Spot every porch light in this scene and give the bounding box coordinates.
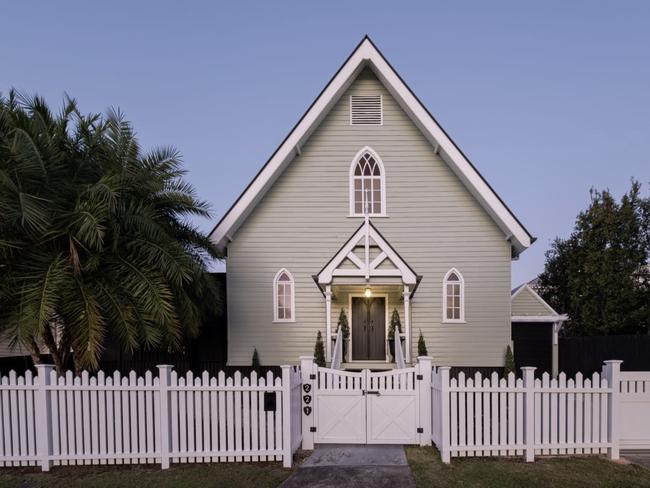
[364,287,372,298]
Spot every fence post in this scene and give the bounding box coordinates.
[417,356,433,446]
[300,356,316,450]
[157,365,173,469]
[603,360,622,461]
[522,366,536,462]
[35,364,54,472]
[281,365,293,468]
[438,366,451,463]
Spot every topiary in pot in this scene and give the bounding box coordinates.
[388,308,403,361]
[417,330,428,357]
[504,344,516,377]
[337,308,350,362]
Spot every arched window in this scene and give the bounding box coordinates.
[273,269,295,322]
[443,268,465,322]
[349,147,386,216]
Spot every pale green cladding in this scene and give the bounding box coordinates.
[226,68,512,367]
[512,287,556,316]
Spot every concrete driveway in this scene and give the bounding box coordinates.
[280,444,416,488]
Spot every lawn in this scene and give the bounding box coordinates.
[406,446,650,488]
[0,460,294,488]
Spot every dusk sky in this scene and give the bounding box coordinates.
[2,1,648,286]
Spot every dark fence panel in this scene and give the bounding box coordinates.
[512,322,553,377]
[559,334,650,376]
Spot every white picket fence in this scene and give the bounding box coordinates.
[0,365,302,471]
[431,360,624,463]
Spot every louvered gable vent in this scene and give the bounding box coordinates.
[350,95,382,125]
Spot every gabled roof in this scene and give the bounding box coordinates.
[210,36,534,255]
[511,283,559,317]
[315,218,419,286]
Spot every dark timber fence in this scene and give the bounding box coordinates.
[559,334,650,376]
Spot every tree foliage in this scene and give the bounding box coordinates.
[539,181,650,336]
[337,308,349,340]
[388,308,402,340]
[0,91,222,373]
[251,348,261,373]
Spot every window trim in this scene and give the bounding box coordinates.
[273,268,296,323]
[442,268,466,323]
[348,146,387,217]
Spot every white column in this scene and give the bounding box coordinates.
[325,285,332,362]
[417,356,433,446]
[522,366,536,462]
[603,360,622,460]
[300,356,316,450]
[157,364,173,469]
[552,322,560,378]
[35,364,54,472]
[403,285,411,363]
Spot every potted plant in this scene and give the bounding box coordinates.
[336,309,350,362]
[388,308,404,361]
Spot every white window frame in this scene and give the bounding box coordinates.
[348,146,387,217]
[273,268,295,323]
[442,268,465,323]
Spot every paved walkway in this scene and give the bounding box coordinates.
[281,445,416,488]
[622,450,650,471]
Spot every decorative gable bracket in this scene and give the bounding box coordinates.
[316,217,418,286]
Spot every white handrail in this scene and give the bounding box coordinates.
[395,333,406,369]
[331,328,343,370]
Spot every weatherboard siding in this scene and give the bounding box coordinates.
[226,68,512,366]
[512,287,555,316]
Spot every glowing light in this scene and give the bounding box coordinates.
[364,287,372,298]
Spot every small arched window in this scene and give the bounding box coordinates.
[443,269,465,322]
[274,269,295,322]
[349,147,386,216]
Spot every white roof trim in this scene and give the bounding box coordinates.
[511,284,559,315]
[210,37,533,254]
[317,218,417,286]
[512,314,569,323]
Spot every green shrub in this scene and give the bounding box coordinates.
[388,308,402,340]
[337,309,349,340]
[314,331,326,367]
[417,330,428,357]
[251,348,261,372]
[504,344,516,376]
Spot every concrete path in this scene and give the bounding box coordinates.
[280,445,415,488]
[622,450,650,471]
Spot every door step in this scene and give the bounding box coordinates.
[341,362,405,371]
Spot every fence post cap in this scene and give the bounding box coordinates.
[520,366,537,371]
[156,364,174,370]
[299,356,315,361]
[417,356,433,362]
[603,360,623,365]
[35,364,55,370]
[437,366,451,371]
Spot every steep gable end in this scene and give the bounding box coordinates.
[210,36,534,255]
[511,284,558,316]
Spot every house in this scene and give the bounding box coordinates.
[210,37,536,369]
[511,282,568,377]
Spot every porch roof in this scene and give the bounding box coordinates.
[314,218,421,292]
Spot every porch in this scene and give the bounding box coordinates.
[314,218,420,370]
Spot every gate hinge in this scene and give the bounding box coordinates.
[417,427,423,434]
[310,426,317,433]
[416,374,423,380]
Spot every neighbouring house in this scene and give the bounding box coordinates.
[510,282,568,377]
[210,37,537,370]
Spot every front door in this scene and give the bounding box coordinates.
[351,297,386,361]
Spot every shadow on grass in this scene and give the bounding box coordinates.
[405,446,650,488]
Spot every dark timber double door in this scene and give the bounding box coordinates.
[351,297,386,361]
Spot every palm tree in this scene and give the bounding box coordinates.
[0,91,222,374]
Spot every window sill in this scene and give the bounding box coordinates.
[273,319,296,324]
[348,214,388,218]
[442,320,466,324]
